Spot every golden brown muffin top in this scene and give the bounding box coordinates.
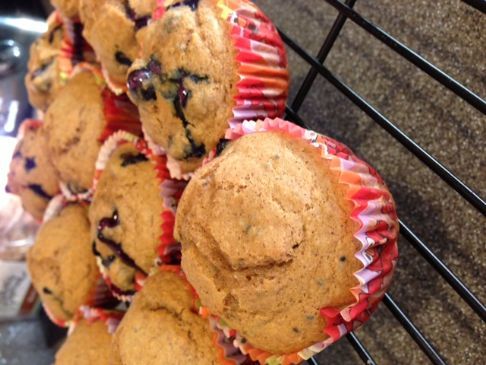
[44,70,105,193]
[112,270,220,365]
[176,132,361,354]
[127,0,238,174]
[7,123,59,221]
[89,144,163,293]
[27,204,99,322]
[55,319,112,365]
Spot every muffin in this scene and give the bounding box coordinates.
[7,120,59,221]
[27,202,108,326]
[51,0,80,19]
[25,13,65,111]
[79,0,157,93]
[112,268,254,364]
[90,132,185,299]
[127,0,289,178]
[55,319,112,364]
[44,67,142,199]
[175,119,399,363]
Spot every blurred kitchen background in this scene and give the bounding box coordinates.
[0,0,484,364]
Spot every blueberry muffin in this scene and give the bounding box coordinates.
[79,0,156,92]
[44,70,105,194]
[111,269,220,364]
[176,127,399,359]
[55,319,112,365]
[27,204,100,324]
[25,15,64,111]
[51,0,80,19]
[128,0,289,176]
[89,143,164,296]
[7,121,59,221]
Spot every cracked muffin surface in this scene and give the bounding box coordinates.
[7,123,59,221]
[44,70,105,194]
[89,144,163,294]
[111,270,220,365]
[176,132,361,354]
[127,0,238,174]
[55,319,112,365]
[27,204,99,323]
[79,0,156,90]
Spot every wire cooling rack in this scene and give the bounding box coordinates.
[270,0,486,364]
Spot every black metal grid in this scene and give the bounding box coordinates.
[274,0,485,364]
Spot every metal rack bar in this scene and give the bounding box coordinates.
[461,0,486,13]
[278,29,486,215]
[383,294,448,365]
[346,333,378,365]
[399,220,486,321]
[323,0,486,114]
[289,0,357,113]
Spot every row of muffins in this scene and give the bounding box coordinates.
[8,0,400,364]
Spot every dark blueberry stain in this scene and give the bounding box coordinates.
[92,242,116,268]
[24,157,36,171]
[127,68,156,101]
[148,58,162,76]
[115,51,132,66]
[120,152,148,167]
[43,287,53,295]
[48,24,63,44]
[292,327,300,333]
[216,139,230,156]
[31,61,52,79]
[216,138,231,156]
[340,256,346,262]
[97,210,147,275]
[5,185,11,193]
[167,0,200,11]
[168,69,207,159]
[71,22,85,65]
[124,4,150,30]
[27,184,52,200]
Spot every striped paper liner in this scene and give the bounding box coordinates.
[197,118,399,364]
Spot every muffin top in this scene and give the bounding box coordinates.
[55,319,112,365]
[127,0,238,174]
[89,144,163,294]
[111,270,220,365]
[51,0,80,19]
[7,122,59,221]
[79,0,156,89]
[176,132,361,354]
[25,17,64,111]
[27,204,99,322]
[44,70,105,194]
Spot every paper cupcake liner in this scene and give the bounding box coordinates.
[92,131,186,301]
[149,0,288,179]
[40,195,118,327]
[58,15,95,83]
[58,64,143,202]
[68,306,125,336]
[198,118,399,364]
[154,266,256,365]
